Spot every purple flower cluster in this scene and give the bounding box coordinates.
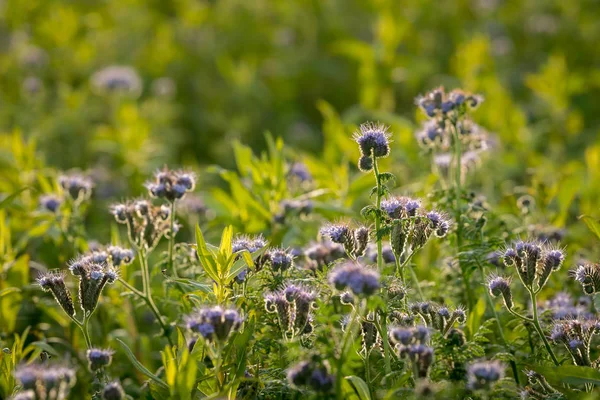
[86,348,114,371]
[146,169,196,202]
[389,325,434,378]
[320,223,369,259]
[328,262,380,297]
[265,284,317,336]
[58,172,93,204]
[14,363,76,399]
[68,256,118,313]
[287,359,334,393]
[186,306,243,343]
[466,360,505,391]
[570,262,600,295]
[502,241,565,290]
[353,122,391,172]
[550,319,600,366]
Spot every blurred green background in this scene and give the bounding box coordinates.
[1,0,600,244]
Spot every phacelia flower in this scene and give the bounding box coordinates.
[570,262,600,295]
[501,241,565,291]
[68,256,118,313]
[102,381,125,400]
[14,363,76,400]
[267,248,294,272]
[38,271,75,317]
[329,262,380,297]
[288,162,312,183]
[487,275,514,310]
[58,173,93,203]
[186,306,243,343]
[39,194,62,213]
[91,65,142,98]
[86,348,114,371]
[145,168,196,202]
[287,359,334,393]
[466,360,505,391]
[353,122,391,159]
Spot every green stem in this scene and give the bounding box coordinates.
[477,265,520,384]
[407,264,424,301]
[214,343,223,393]
[139,247,174,346]
[372,156,383,273]
[335,303,362,398]
[371,156,393,379]
[70,316,92,349]
[168,201,178,278]
[450,117,474,311]
[529,290,559,366]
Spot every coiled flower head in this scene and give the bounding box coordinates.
[86,348,114,371]
[320,223,370,258]
[146,168,196,202]
[58,173,93,204]
[570,262,600,295]
[501,240,565,291]
[185,306,243,343]
[353,122,391,159]
[38,271,75,317]
[68,255,118,313]
[486,274,514,310]
[466,360,505,391]
[328,262,380,297]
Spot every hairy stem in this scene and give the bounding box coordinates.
[168,200,178,278]
[529,290,559,366]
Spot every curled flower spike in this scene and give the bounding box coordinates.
[68,256,117,314]
[501,240,565,292]
[570,262,600,295]
[550,319,600,366]
[320,223,370,259]
[408,302,466,335]
[487,274,514,310]
[304,240,346,271]
[58,173,93,204]
[106,246,135,267]
[265,284,317,336]
[353,122,391,159]
[109,200,176,250]
[38,271,75,317]
[328,262,380,297]
[145,168,196,202]
[86,348,114,371]
[466,360,505,391]
[389,326,434,378]
[185,306,243,343]
[287,359,334,393]
[416,87,484,119]
[265,247,294,272]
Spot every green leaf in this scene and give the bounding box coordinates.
[532,364,600,386]
[168,278,211,293]
[0,288,21,298]
[345,375,372,400]
[115,338,169,390]
[29,341,60,358]
[195,224,219,283]
[467,297,486,339]
[0,187,30,209]
[579,215,600,241]
[219,225,233,257]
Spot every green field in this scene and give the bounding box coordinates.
[2,1,600,399]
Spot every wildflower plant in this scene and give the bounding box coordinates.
[488,240,566,365]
